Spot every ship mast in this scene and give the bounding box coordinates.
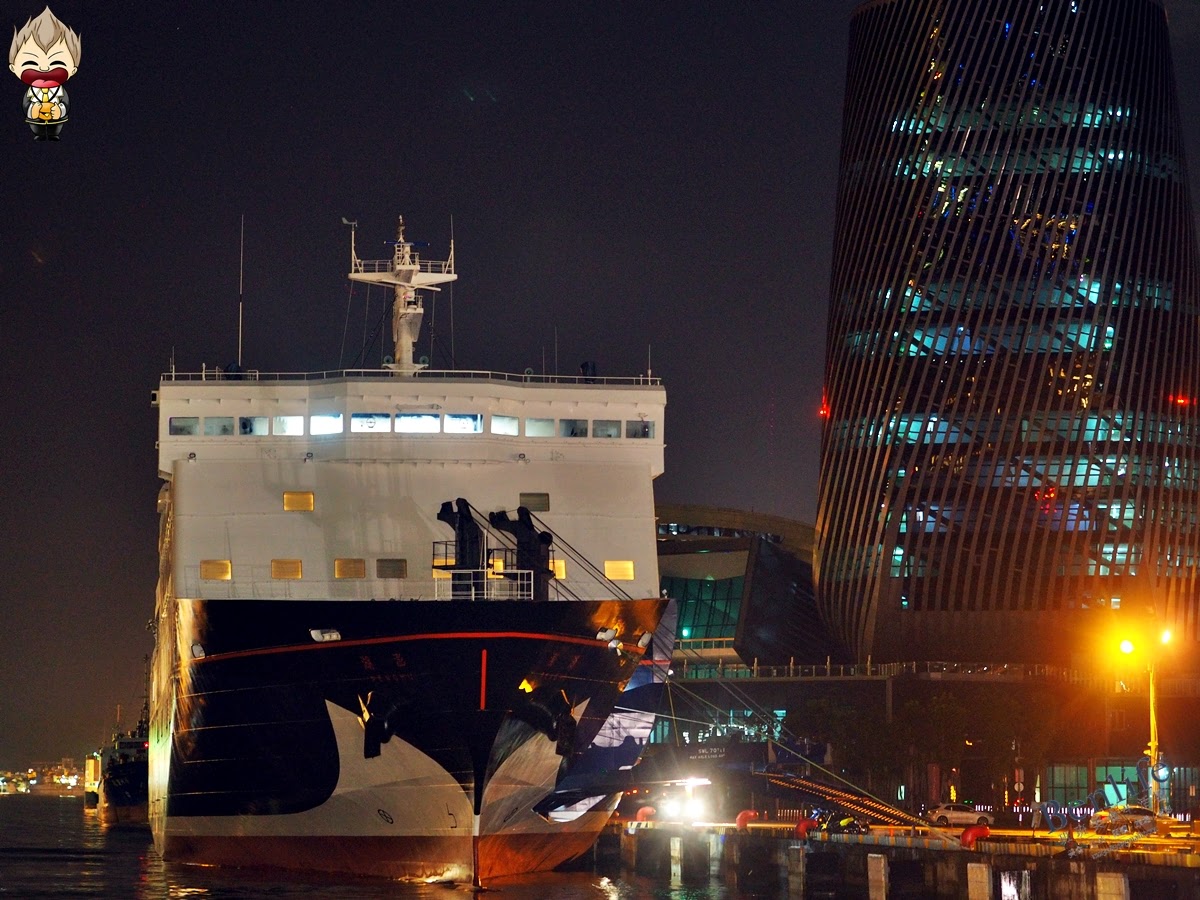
[347,216,457,373]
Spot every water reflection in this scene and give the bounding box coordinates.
[3,797,784,899]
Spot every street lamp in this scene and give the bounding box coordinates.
[1119,628,1171,814]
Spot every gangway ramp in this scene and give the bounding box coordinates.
[763,771,912,827]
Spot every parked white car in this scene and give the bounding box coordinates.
[925,803,994,826]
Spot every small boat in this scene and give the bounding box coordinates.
[97,704,149,827]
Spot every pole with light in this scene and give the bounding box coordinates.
[1119,627,1171,814]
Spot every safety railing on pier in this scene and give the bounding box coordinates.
[667,657,1185,693]
[670,657,903,680]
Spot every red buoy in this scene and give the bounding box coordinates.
[736,809,760,831]
[960,824,990,849]
[794,817,820,839]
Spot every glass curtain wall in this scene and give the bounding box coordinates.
[817,0,1200,662]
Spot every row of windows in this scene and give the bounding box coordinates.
[894,579,1197,611]
[891,102,1136,136]
[201,557,407,580]
[873,277,1174,314]
[896,498,1199,533]
[253,491,553,514]
[657,522,782,542]
[893,148,1181,180]
[197,556,637,581]
[846,322,1116,357]
[169,413,657,439]
[835,416,1196,450]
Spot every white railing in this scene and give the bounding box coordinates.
[433,569,534,601]
[180,568,537,602]
[163,367,662,387]
[354,257,453,275]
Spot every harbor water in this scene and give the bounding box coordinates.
[0,795,788,898]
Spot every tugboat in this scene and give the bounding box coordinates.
[97,703,149,826]
[149,218,671,884]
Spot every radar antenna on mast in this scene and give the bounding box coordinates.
[346,216,456,374]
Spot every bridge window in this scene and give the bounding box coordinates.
[351,413,391,432]
[593,419,621,438]
[273,415,305,436]
[526,418,555,437]
[204,417,235,436]
[396,413,440,433]
[169,417,199,436]
[491,415,519,435]
[626,420,655,438]
[310,413,344,435]
[445,413,483,433]
[560,419,588,438]
[239,416,268,435]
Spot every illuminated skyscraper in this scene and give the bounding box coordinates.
[817,0,1200,663]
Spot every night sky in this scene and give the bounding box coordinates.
[1,1,1199,770]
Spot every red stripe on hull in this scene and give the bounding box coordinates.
[164,834,473,882]
[190,628,630,667]
[476,829,601,881]
[163,828,603,883]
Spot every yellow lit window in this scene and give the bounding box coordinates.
[604,560,635,581]
[283,491,315,511]
[200,559,232,581]
[551,559,567,580]
[334,558,366,579]
[271,559,303,579]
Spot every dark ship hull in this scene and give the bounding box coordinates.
[98,760,148,827]
[152,594,667,881]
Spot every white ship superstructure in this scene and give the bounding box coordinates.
[155,371,664,604]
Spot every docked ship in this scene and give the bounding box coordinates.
[96,704,149,826]
[148,218,671,883]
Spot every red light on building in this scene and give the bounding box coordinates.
[819,395,830,418]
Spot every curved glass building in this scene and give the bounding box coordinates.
[817,0,1200,663]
